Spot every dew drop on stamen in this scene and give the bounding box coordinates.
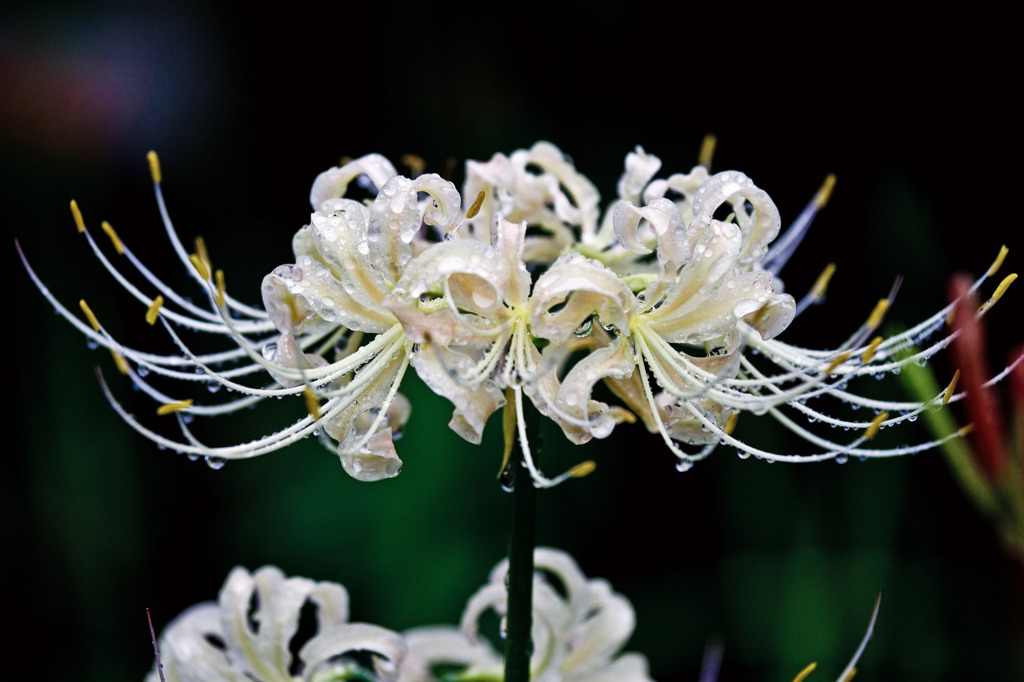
[835,454,849,464]
[204,456,226,470]
[499,459,516,492]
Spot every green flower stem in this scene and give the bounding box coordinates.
[504,399,539,682]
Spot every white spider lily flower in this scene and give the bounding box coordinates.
[384,214,628,486]
[383,211,579,486]
[398,548,653,682]
[258,161,461,481]
[461,142,709,274]
[520,168,792,453]
[147,565,405,682]
[382,212,531,445]
[512,148,1017,471]
[605,166,1015,469]
[525,251,637,444]
[18,152,463,482]
[463,142,602,264]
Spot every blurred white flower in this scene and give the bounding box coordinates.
[147,565,404,682]
[146,554,652,682]
[399,548,653,682]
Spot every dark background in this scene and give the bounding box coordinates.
[4,3,1023,680]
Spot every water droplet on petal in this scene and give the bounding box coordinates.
[205,456,227,470]
[499,459,516,492]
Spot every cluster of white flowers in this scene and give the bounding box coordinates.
[23,141,1005,681]
[19,142,1014,484]
[146,551,653,682]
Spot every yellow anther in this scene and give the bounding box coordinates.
[147,150,162,184]
[194,235,211,271]
[698,133,717,170]
[958,423,975,438]
[466,190,486,220]
[401,153,425,177]
[838,668,857,682]
[864,412,888,440]
[825,350,853,376]
[101,220,124,255]
[569,460,597,478]
[112,352,129,375]
[792,662,817,682]
[866,298,890,330]
[189,254,211,281]
[724,411,739,436]
[986,244,1009,277]
[70,199,86,233]
[814,173,837,209]
[157,399,193,416]
[943,369,961,405]
[810,262,837,301]
[145,295,165,325]
[976,272,1017,317]
[500,387,517,478]
[609,406,637,424]
[215,269,227,308]
[860,336,883,364]
[79,300,130,373]
[79,299,102,331]
[303,387,322,421]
